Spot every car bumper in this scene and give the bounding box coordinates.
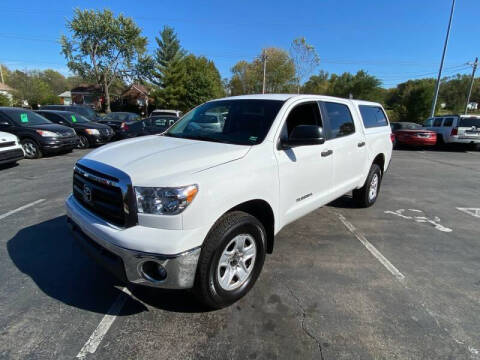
[397,137,436,146]
[41,136,78,152]
[86,134,113,145]
[447,137,480,144]
[65,194,201,289]
[0,148,24,164]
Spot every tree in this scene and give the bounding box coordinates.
[0,93,10,106]
[39,69,69,96]
[180,55,225,111]
[229,48,296,95]
[386,79,435,123]
[61,9,147,112]
[289,37,320,93]
[302,71,330,94]
[438,74,479,113]
[151,26,187,109]
[328,70,382,101]
[6,69,58,107]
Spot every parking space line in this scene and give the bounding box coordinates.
[335,212,405,282]
[456,207,480,219]
[76,287,131,359]
[0,199,46,221]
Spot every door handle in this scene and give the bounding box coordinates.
[357,141,366,147]
[321,149,333,157]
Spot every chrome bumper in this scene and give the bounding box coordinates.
[67,218,201,289]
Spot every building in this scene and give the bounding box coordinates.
[58,91,72,105]
[467,102,478,111]
[71,84,103,110]
[118,84,153,115]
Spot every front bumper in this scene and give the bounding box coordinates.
[65,195,201,289]
[41,136,78,152]
[0,148,24,164]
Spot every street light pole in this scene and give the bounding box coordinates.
[262,50,267,94]
[430,0,456,118]
[465,57,478,115]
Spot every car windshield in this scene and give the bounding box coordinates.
[165,100,284,145]
[459,117,480,128]
[6,109,52,126]
[67,113,90,124]
[104,113,139,121]
[400,123,422,130]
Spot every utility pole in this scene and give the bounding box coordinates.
[465,57,478,115]
[0,64,4,84]
[262,50,267,94]
[430,0,456,118]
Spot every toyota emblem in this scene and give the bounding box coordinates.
[83,184,92,203]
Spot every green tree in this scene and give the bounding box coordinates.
[61,9,148,112]
[386,79,435,123]
[151,26,187,109]
[229,48,296,95]
[302,70,330,94]
[39,69,69,96]
[438,74,477,113]
[6,70,58,107]
[289,37,320,93]
[0,93,10,106]
[180,55,225,111]
[327,70,382,101]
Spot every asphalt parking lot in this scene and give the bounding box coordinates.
[1,148,480,360]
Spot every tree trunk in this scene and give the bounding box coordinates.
[103,77,111,113]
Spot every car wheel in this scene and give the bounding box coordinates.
[78,135,90,149]
[194,211,266,309]
[21,139,42,159]
[353,164,382,208]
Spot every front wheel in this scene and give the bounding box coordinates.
[353,164,382,208]
[21,139,42,159]
[77,135,90,149]
[194,211,266,309]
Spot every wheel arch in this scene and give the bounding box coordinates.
[226,199,275,254]
[372,153,385,174]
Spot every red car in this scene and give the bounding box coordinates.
[390,122,437,148]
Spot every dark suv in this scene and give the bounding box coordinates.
[36,110,113,148]
[0,107,77,158]
[41,105,100,122]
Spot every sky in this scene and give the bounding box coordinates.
[0,0,479,88]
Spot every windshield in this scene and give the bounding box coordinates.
[6,109,52,126]
[75,107,97,119]
[400,123,422,130]
[67,113,90,124]
[165,99,284,145]
[104,112,140,121]
[459,117,480,128]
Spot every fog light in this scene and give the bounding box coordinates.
[141,261,167,282]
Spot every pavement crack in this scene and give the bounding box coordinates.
[283,281,325,360]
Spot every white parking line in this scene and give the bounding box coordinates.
[76,287,131,359]
[335,212,405,282]
[457,207,480,219]
[0,199,46,221]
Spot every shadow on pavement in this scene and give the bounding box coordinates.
[327,195,357,209]
[7,215,211,314]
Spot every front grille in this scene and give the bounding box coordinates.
[0,148,23,161]
[73,165,126,226]
[100,128,112,137]
[0,141,15,148]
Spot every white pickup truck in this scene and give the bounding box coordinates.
[66,94,392,308]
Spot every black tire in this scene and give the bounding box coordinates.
[353,164,382,208]
[77,135,90,149]
[21,138,42,159]
[436,135,445,148]
[194,211,266,309]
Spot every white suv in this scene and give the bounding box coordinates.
[0,131,24,165]
[424,115,480,147]
[66,94,392,308]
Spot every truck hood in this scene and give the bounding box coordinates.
[84,135,251,184]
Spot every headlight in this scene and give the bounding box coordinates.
[85,129,100,135]
[135,185,198,215]
[36,130,59,137]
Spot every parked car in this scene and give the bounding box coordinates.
[0,107,77,159]
[41,105,101,122]
[150,109,183,117]
[101,112,141,122]
[66,94,392,308]
[390,122,437,148]
[116,115,179,139]
[424,115,480,148]
[0,131,24,165]
[36,110,114,148]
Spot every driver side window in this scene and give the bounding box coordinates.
[282,102,322,139]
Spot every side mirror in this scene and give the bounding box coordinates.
[280,125,325,149]
[0,121,10,127]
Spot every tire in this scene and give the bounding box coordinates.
[194,211,266,309]
[21,138,42,159]
[436,135,445,148]
[77,135,90,149]
[353,164,382,208]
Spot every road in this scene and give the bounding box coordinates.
[0,148,479,359]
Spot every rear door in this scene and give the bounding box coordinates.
[320,100,367,197]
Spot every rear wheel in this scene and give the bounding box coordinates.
[194,211,266,309]
[353,164,382,208]
[21,139,42,159]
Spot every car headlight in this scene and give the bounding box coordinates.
[85,129,100,135]
[36,130,59,137]
[135,185,198,215]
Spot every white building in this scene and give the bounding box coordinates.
[467,102,478,111]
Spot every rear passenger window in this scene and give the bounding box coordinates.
[443,118,454,127]
[433,118,443,127]
[324,102,355,138]
[359,105,388,128]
